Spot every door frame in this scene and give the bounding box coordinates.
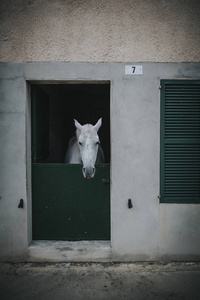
[27,80,111,245]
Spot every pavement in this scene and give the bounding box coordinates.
[0,262,200,300]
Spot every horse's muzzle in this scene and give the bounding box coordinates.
[82,167,95,179]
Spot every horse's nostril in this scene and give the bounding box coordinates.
[82,167,95,178]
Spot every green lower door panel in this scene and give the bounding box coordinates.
[32,164,110,240]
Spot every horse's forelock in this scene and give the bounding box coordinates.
[81,124,97,137]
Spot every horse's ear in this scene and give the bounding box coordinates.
[74,119,83,131]
[94,118,102,132]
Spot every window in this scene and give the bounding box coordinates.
[160,80,200,203]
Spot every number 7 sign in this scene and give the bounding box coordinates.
[125,65,143,75]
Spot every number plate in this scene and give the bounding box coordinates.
[125,65,143,75]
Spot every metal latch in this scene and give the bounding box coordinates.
[128,199,133,209]
[102,179,110,184]
[18,199,24,208]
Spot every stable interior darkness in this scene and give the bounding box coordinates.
[31,83,110,163]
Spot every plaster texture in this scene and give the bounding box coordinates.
[0,0,200,63]
[0,62,200,262]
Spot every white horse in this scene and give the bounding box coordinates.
[65,118,105,178]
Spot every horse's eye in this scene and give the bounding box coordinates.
[79,142,82,146]
[96,141,100,145]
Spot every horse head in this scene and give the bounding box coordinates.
[75,118,102,178]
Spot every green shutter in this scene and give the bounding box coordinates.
[160,80,200,203]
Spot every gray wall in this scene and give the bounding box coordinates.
[0,62,200,261]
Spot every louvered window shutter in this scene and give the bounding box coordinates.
[160,80,200,203]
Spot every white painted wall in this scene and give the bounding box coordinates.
[0,62,200,262]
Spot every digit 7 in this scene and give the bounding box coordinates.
[132,67,136,73]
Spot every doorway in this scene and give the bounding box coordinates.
[31,82,110,240]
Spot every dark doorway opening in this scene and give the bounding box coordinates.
[31,82,110,241]
[31,83,110,164]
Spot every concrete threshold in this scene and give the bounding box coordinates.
[28,240,111,262]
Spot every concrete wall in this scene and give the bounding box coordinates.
[0,62,200,262]
[0,0,200,63]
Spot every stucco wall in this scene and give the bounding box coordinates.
[0,62,200,261]
[0,0,200,63]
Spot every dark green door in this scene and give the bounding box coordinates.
[32,164,110,240]
[31,85,110,240]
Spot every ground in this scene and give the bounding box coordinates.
[0,262,200,300]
